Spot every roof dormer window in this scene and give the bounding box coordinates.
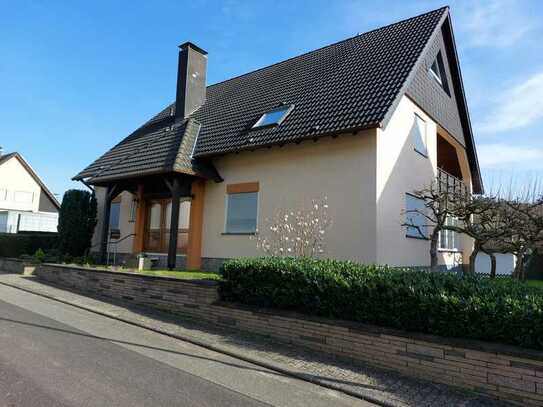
[252,105,294,129]
[428,51,450,96]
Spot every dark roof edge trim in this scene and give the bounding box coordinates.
[193,122,380,159]
[441,15,483,194]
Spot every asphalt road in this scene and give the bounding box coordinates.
[0,284,371,407]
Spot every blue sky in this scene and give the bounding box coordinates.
[1,0,542,199]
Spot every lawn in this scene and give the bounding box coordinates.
[73,264,222,281]
[526,280,543,289]
[134,269,222,281]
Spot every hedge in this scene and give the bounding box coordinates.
[220,257,543,350]
[0,233,58,258]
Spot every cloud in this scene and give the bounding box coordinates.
[477,71,543,133]
[477,143,543,169]
[457,0,536,48]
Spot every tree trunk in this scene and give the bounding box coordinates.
[469,244,480,275]
[513,251,525,280]
[489,253,497,279]
[430,229,439,272]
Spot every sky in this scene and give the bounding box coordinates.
[0,0,542,199]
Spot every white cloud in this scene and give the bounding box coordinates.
[478,143,543,169]
[477,71,543,133]
[457,0,535,48]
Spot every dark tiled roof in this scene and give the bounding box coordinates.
[76,7,457,183]
[0,152,16,166]
[191,7,447,157]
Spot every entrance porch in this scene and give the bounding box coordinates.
[97,174,207,270]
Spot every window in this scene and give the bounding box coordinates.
[14,191,33,203]
[144,199,191,254]
[428,51,450,95]
[225,185,258,234]
[411,114,427,156]
[129,198,137,223]
[109,201,121,236]
[252,105,293,129]
[439,216,459,251]
[405,194,427,239]
[0,212,7,233]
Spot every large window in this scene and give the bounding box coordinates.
[225,191,258,234]
[405,194,427,239]
[439,216,459,251]
[144,199,191,253]
[411,114,427,156]
[109,201,121,238]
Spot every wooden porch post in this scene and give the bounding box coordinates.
[187,179,205,270]
[99,185,114,264]
[132,184,146,254]
[167,178,181,270]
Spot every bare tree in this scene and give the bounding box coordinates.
[402,180,466,271]
[253,197,332,257]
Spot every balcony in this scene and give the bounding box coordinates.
[437,167,469,197]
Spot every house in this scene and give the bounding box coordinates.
[74,7,482,271]
[0,151,60,233]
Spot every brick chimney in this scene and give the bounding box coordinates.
[175,42,208,121]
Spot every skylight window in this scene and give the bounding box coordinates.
[428,51,450,96]
[252,105,294,129]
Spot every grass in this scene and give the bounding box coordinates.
[134,269,222,281]
[67,263,222,281]
[526,280,543,289]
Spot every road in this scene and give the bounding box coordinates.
[0,283,371,407]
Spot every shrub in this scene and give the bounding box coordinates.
[0,233,58,258]
[33,248,46,263]
[220,257,543,350]
[57,189,97,257]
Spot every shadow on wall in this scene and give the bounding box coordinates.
[376,105,436,268]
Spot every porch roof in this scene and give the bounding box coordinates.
[74,118,221,184]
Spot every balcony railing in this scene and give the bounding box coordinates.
[437,167,469,197]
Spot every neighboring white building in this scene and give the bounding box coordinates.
[0,152,60,233]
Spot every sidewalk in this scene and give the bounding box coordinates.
[0,272,507,407]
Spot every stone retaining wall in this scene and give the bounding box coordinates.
[0,258,36,274]
[35,264,219,309]
[34,263,543,405]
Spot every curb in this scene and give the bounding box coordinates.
[0,279,392,407]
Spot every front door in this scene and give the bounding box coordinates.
[144,198,190,254]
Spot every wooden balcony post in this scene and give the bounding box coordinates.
[132,184,146,254]
[99,184,117,264]
[167,178,181,270]
[187,179,205,270]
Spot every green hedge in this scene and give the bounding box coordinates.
[0,233,58,258]
[220,257,543,350]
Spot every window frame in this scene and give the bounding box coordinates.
[412,113,428,157]
[428,51,451,96]
[223,183,259,235]
[109,200,121,238]
[405,193,428,240]
[438,215,460,252]
[252,105,294,129]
